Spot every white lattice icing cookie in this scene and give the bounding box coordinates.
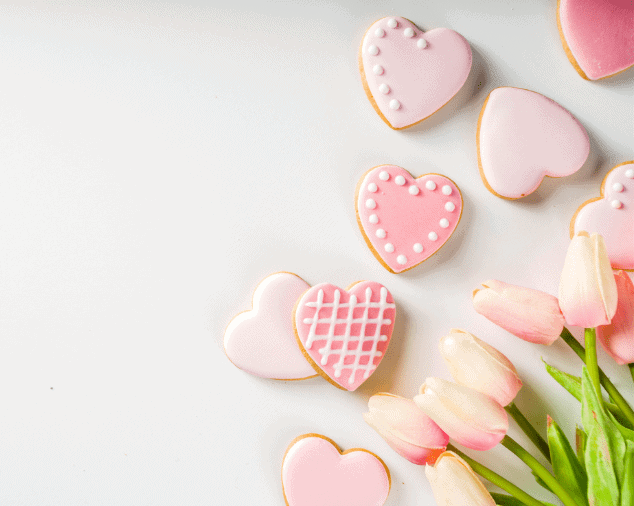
[293,281,396,391]
[359,16,472,129]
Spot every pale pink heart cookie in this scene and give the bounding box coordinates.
[356,165,463,273]
[571,161,634,271]
[477,87,590,200]
[558,0,634,81]
[224,272,317,380]
[293,281,396,391]
[282,434,390,506]
[359,16,472,130]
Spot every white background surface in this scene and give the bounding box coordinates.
[0,1,632,504]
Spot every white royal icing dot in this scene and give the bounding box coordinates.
[426,180,437,191]
[397,254,407,265]
[626,168,634,179]
[442,185,452,195]
[613,183,624,192]
[379,171,390,181]
[395,175,406,186]
[439,218,450,228]
[379,83,390,94]
[413,243,423,253]
[366,198,376,209]
[376,228,386,238]
[373,65,384,75]
[417,38,428,49]
[428,231,438,241]
[403,27,414,37]
[611,200,623,209]
[445,202,456,212]
[375,28,385,37]
[367,183,378,192]
[368,45,379,56]
[384,243,394,253]
[369,214,379,224]
[389,99,401,110]
[387,18,398,28]
[409,185,419,195]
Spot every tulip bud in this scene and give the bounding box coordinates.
[439,329,523,406]
[425,451,496,506]
[363,393,449,465]
[414,378,508,451]
[597,271,634,365]
[473,280,565,345]
[559,232,618,328]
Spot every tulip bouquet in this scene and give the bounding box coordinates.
[364,232,634,506]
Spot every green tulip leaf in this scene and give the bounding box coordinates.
[531,470,553,494]
[544,360,582,401]
[586,422,620,505]
[622,441,634,506]
[576,426,587,473]
[547,417,588,506]
[490,492,556,506]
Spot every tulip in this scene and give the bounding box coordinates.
[439,329,522,406]
[414,378,508,451]
[597,271,634,365]
[363,393,449,465]
[473,280,565,345]
[425,451,496,506]
[559,231,618,328]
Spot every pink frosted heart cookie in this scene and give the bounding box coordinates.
[571,161,634,271]
[477,87,589,200]
[359,16,472,130]
[558,0,634,81]
[356,165,463,273]
[293,281,396,391]
[224,272,317,380]
[282,434,390,506]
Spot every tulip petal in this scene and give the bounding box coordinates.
[597,271,634,365]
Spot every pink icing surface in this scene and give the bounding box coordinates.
[224,273,316,380]
[478,87,589,199]
[294,282,395,391]
[559,0,634,80]
[282,436,390,506]
[357,166,463,273]
[573,162,634,270]
[361,17,472,129]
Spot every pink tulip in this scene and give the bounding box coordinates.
[473,280,565,345]
[597,271,634,365]
[559,232,618,328]
[363,393,449,465]
[414,378,508,451]
[439,329,523,406]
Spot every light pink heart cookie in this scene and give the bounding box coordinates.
[571,161,634,271]
[558,0,634,81]
[359,16,472,130]
[293,281,395,391]
[477,87,590,199]
[282,434,390,506]
[224,272,317,380]
[356,165,463,273]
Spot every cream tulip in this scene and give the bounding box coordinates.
[473,280,565,345]
[414,378,508,451]
[559,231,618,328]
[425,451,496,506]
[363,393,449,465]
[439,329,523,406]
[597,271,634,365]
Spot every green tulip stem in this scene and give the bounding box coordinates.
[560,327,634,427]
[501,435,580,506]
[505,402,551,462]
[446,444,548,506]
[584,328,602,401]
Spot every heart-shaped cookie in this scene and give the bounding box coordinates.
[359,16,472,130]
[224,272,317,380]
[293,281,395,391]
[477,87,590,199]
[558,0,634,80]
[356,165,463,273]
[571,161,634,271]
[282,434,390,506]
